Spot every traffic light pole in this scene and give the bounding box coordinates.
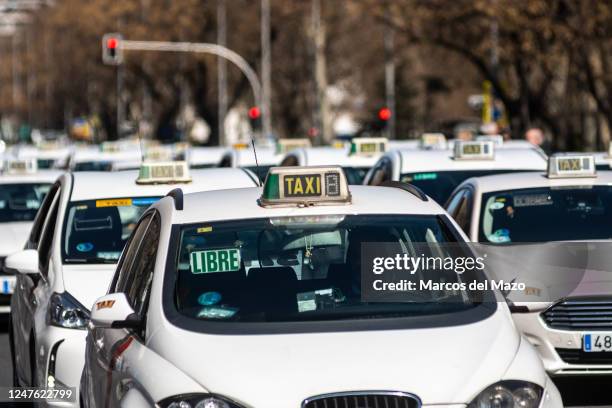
[114,39,263,140]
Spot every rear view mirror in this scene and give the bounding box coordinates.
[90,293,141,329]
[4,249,39,275]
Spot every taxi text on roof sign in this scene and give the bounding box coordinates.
[4,158,37,174]
[349,137,387,156]
[420,133,447,149]
[547,153,596,178]
[453,140,495,160]
[260,166,351,207]
[136,161,192,184]
[276,138,312,154]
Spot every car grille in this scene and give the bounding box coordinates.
[303,392,419,408]
[541,297,612,331]
[556,348,612,365]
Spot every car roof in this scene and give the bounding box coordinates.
[463,170,612,194]
[393,147,547,173]
[188,146,228,166]
[69,168,258,201]
[591,152,612,166]
[226,146,282,167]
[289,146,381,167]
[169,185,446,225]
[0,169,63,184]
[70,148,142,163]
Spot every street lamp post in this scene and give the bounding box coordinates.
[103,37,264,142]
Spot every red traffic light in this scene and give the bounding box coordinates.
[106,37,118,50]
[248,106,261,120]
[378,107,392,121]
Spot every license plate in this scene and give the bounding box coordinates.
[1,277,15,295]
[583,333,612,352]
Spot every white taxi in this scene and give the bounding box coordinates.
[364,140,547,204]
[6,162,259,405]
[188,146,228,169]
[591,147,611,171]
[0,159,61,313]
[280,137,387,184]
[445,153,612,376]
[218,142,284,182]
[11,144,72,170]
[81,166,561,408]
[68,145,142,172]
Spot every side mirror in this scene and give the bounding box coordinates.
[5,249,39,275]
[90,293,141,329]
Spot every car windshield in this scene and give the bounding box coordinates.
[0,183,52,222]
[36,159,55,169]
[62,197,159,264]
[479,186,612,243]
[73,161,113,172]
[343,166,369,185]
[244,165,273,182]
[401,170,535,204]
[173,214,480,323]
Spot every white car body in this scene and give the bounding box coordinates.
[80,183,561,408]
[68,147,142,172]
[280,146,381,184]
[590,151,612,171]
[10,145,72,170]
[363,147,547,204]
[0,170,62,312]
[445,170,612,375]
[9,168,259,407]
[188,146,228,168]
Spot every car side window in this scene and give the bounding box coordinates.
[445,190,466,218]
[125,213,161,316]
[453,190,473,234]
[112,214,153,294]
[26,182,60,249]
[37,192,61,278]
[218,156,232,167]
[369,160,391,186]
[280,155,298,166]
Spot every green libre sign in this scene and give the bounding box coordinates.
[190,248,241,274]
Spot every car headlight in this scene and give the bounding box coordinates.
[47,292,90,329]
[158,394,245,408]
[468,380,543,408]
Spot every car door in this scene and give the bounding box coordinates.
[12,183,61,386]
[108,212,161,406]
[85,213,156,408]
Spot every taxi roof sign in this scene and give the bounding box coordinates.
[349,137,387,156]
[420,133,447,149]
[260,166,351,207]
[4,158,37,174]
[476,134,504,146]
[453,140,495,160]
[136,161,192,185]
[276,138,312,154]
[547,153,596,179]
[100,141,122,153]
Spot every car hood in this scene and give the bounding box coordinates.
[152,307,519,406]
[0,222,32,256]
[61,264,117,310]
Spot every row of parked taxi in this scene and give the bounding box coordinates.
[0,133,610,408]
